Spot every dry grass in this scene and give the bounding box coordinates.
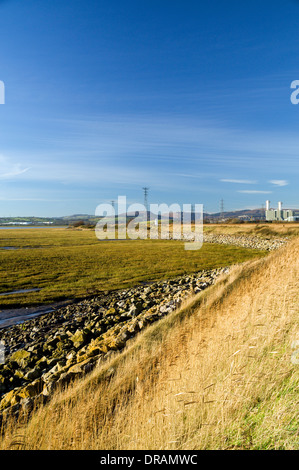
[202,222,299,238]
[1,238,298,450]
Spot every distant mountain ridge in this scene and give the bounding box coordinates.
[2,207,299,226]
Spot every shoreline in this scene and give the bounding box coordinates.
[0,266,229,418]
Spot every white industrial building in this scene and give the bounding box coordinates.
[265,200,299,222]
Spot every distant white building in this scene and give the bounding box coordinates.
[3,221,31,225]
[265,200,299,222]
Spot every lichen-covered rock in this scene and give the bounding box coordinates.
[70,329,90,349]
[10,349,32,368]
[17,379,43,399]
[0,389,19,411]
[0,375,7,394]
[24,367,41,381]
[42,380,57,397]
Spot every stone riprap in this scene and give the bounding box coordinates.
[202,233,287,251]
[0,267,229,419]
[151,232,287,251]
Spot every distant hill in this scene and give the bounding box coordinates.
[205,208,266,221]
[2,207,299,226]
[60,214,93,220]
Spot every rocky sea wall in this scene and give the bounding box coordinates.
[0,267,229,421]
[182,233,287,251]
[203,233,287,250]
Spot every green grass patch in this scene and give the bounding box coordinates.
[222,372,299,450]
[0,228,268,307]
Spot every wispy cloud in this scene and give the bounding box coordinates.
[1,115,298,214]
[8,115,299,186]
[269,180,289,187]
[220,178,257,184]
[174,173,205,178]
[0,155,30,179]
[237,190,272,194]
[47,114,299,180]
[0,166,30,179]
[0,197,65,201]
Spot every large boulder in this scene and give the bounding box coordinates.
[70,328,90,349]
[17,379,43,399]
[10,349,32,369]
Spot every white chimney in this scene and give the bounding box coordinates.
[266,200,270,211]
[278,201,282,211]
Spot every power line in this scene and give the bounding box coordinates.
[142,187,149,213]
[220,199,224,220]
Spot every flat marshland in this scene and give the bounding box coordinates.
[0,228,298,450]
[0,226,268,307]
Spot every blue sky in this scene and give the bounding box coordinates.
[0,0,299,216]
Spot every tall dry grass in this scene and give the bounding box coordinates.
[203,222,299,238]
[1,239,298,450]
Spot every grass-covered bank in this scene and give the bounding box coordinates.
[0,228,267,307]
[203,222,299,239]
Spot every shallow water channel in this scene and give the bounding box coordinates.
[0,300,72,328]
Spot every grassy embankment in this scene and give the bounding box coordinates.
[0,227,267,307]
[0,236,298,450]
[203,222,299,238]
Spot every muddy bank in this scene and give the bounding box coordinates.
[0,300,73,329]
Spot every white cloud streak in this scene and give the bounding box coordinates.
[0,155,30,179]
[1,115,298,190]
[269,180,289,187]
[0,167,30,179]
[237,190,272,194]
[220,178,257,184]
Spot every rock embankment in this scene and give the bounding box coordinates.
[202,234,287,251]
[156,232,287,251]
[0,267,229,420]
